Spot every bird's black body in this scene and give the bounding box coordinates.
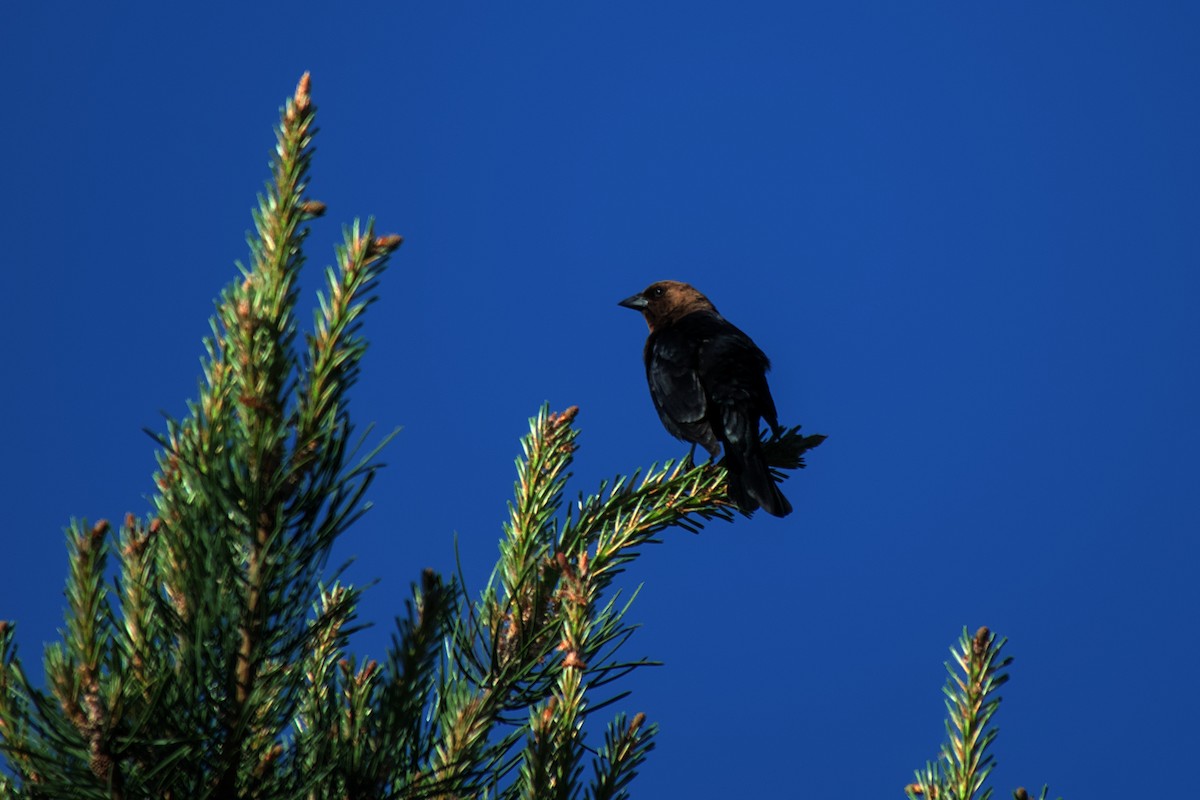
[620,281,792,517]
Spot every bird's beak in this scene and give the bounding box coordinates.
[618,293,648,311]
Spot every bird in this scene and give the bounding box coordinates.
[618,280,792,517]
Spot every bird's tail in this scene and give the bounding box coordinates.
[721,415,792,518]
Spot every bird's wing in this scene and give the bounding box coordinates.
[646,327,707,425]
[697,319,779,432]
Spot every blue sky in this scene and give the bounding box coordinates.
[3,3,1198,796]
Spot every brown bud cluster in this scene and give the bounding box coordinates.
[370,234,404,256]
[300,200,327,218]
[973,626,990,656]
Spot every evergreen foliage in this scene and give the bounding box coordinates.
[0,76,1056,800]
[904,627,1060,800]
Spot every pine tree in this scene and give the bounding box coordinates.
[0,75,1057,800]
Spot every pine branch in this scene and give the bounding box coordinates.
[0,621,41,789]
[430,406,820,800]
[587,713,656,800]
[906,627,1016,800]
[51,520,123,796]
[291,584,362,795]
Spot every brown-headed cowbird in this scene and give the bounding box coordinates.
[619,280,792,517]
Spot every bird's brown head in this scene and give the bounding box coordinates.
[618,280,715,332]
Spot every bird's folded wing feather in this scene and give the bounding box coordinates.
[647,328,707,424]
[697,321,778,434]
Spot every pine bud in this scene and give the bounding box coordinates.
[300,200,327,219]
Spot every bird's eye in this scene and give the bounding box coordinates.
[650,286,665,298]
